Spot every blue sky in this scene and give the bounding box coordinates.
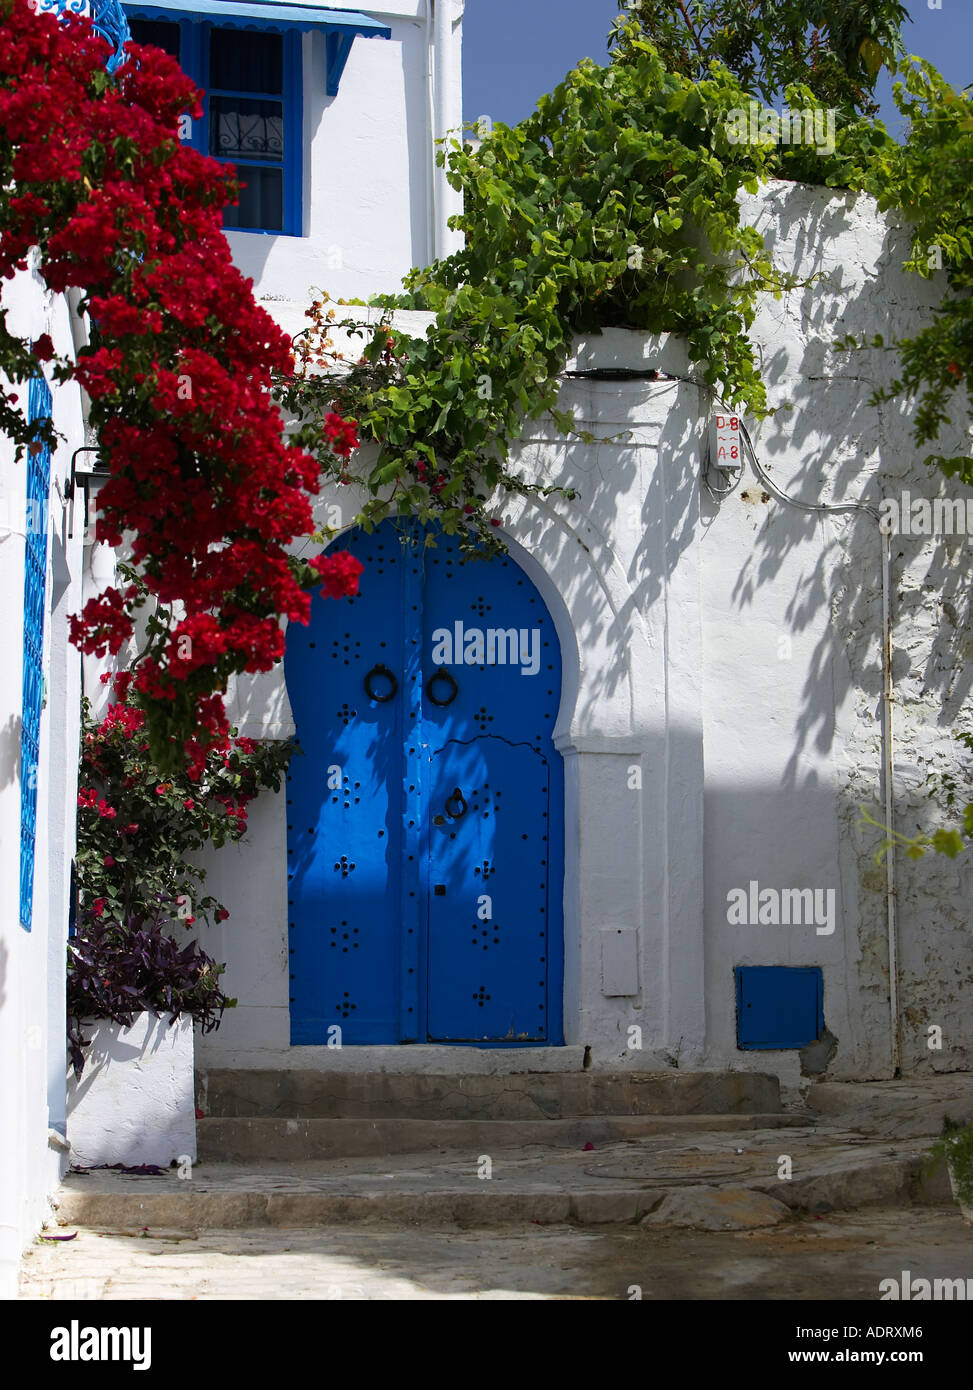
[462,1,972,137]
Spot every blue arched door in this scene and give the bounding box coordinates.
[284,521,564,1044]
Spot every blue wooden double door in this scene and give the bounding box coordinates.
[285,522,564,1044]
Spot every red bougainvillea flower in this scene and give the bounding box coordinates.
[2,1,363,770]
[100,702,145,737]
[322,411,360,458]
[92,898,106,916]
[215,907,230,922]
[77,788,98,808]
[946,362,964,379]
[310,550,364,600]
[102,855,115,866]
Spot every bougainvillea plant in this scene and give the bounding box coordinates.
[0,0,362,770]
[76,694,292,931]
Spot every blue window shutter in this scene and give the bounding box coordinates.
[19,374,53,933]
[735,966,824,1049]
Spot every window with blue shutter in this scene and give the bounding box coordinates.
[124,5,389,234]
[128,17,302,235]
[20,373,53,932]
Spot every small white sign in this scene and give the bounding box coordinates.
[713,413,742,471]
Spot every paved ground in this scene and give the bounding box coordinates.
[44,1126,954,1230]
[21,1076,973,1300]
[18,1208,973,1300]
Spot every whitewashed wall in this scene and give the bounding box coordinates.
[198,182,973,1085]
[227,0,465,307]
[0,269,86,1298]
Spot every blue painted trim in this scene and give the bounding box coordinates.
[20,374,53,933]
[179,16,204,152]
[35,0,131,70]
[325,29,352,95]
[546,729,565,1046]
[205,25,300,235]
[283,27,303,235]
[122,1,390,42]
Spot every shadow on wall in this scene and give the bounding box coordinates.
[499,186,972,1077]
[740,187,973,756]
[0,712,22,791]
[721,191,971,1076]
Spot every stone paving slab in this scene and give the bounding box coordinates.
[51,1127,951,1230]
[19,1209,973,1301]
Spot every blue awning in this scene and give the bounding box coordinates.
[121,2,390,93]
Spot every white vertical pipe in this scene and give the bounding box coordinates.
[881,528,900,1075]
[432,0,463,260]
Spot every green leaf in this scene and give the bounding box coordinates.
[931,828,964,859]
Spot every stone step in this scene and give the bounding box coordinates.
[197,1112,807,1163]
[806,1075,973,1139]
[196,1069,782,1121]
[55,1130,950,1231]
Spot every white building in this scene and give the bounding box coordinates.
[0,271,88,1297]
[195,177,973,1090]
[4,0,972,1296]
[1,0,465,1297]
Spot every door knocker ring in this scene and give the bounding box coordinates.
[426,667,459,707]
[364,663,398,703]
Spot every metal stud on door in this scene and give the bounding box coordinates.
[421,531,563,1044]
[426,741,553,1040]
[285,526,416,1043]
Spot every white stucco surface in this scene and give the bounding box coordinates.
[226,0,464,305]
[0,269,85,1296]
[199,181,973,1085]
[66,1014,197,1167]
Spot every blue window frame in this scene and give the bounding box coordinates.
[20,373,53,932]
[128,17,303,235]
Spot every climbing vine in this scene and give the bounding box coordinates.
[278,41,842,551]
[281,13,970,551]
[842,60,973,481]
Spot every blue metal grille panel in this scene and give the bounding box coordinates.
[19,374,53,932]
